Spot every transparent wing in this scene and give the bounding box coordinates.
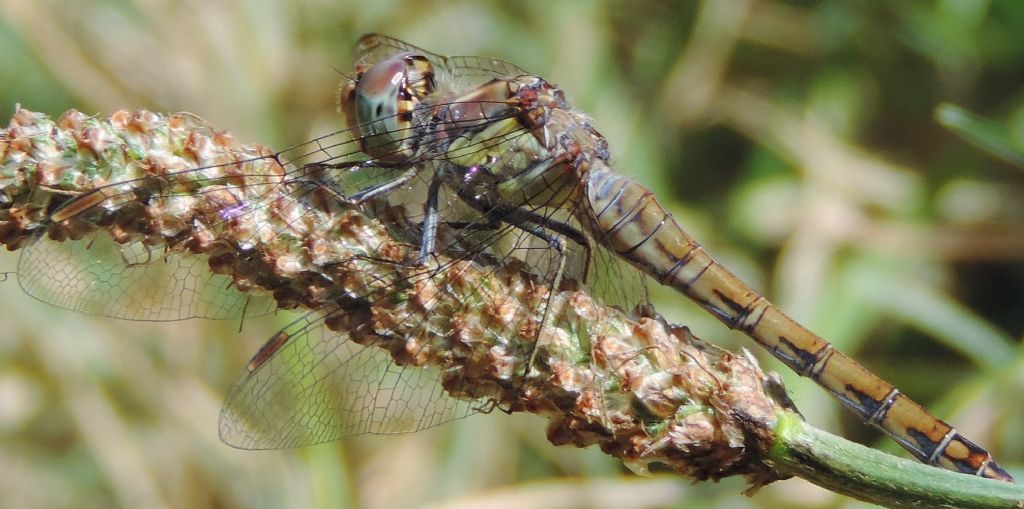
[216,203,588,448]
[219,308,477,448]
[353,33,447,68]
[587,243,651,314]
[17,230,276,321]
[354,33,528,88]
[444,55,528,80]
[22,113,371,323]
[29,104,509,323]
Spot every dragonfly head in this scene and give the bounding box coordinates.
[339,52,437,163]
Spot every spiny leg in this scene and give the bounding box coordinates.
[508,205,594,282]
[455,191,592,284]
[525,230,566,376]
[478,212,570,378]
[344,167,417,204]
[415,173,518,267]
[455,193,592,377]
[461,194,595,282]
[303,162,446,269]
[417,174,443,265]
[299,159,418,205]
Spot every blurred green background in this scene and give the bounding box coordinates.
[1,1,1023,508]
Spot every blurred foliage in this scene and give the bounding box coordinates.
[936,103,1024,168]
[1,1,1023,508]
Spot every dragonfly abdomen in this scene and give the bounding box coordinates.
[582,162,1013,482]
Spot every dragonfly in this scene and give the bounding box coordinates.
[16,33,1012,482]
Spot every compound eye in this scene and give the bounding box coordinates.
[344,52,437,162]
[355,55,410,124]
[350,54,417,161]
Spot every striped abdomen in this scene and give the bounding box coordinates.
[581,163,1013,482]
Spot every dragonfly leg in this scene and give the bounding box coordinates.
[472,397,513,416]
[455,189,592,282]
[417,174,443,265]
[415,172,554,267]
[454,193,582,376]
[512,207,593,282]
[344,167,417,205]
[291,162,417,211]
[505,220,567,377]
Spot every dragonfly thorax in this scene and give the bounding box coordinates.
[440,77,606,213]
[339,52,437,164]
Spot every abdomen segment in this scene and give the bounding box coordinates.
[582,163,1013,482]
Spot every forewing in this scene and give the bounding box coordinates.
[354,33,527,95]
[28,112,423,322]
[18,230,275,321]
[444,54,528,81]
[353,33,447,69]
[355,33,526,75]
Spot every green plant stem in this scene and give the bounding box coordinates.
[768,412,1024,509]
